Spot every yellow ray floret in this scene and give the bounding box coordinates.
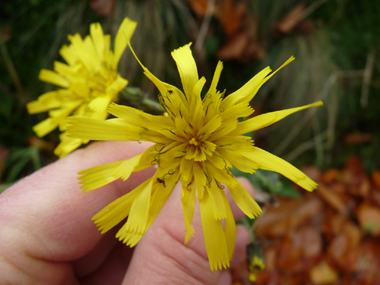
[67,36,323,271]
[27,18,137,157]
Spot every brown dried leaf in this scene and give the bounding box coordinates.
[27,136,54,152]
[343,221,362,248]
[322,211,346,238]
[1,26,11,42]
[276,3,305,33]
[344,131,372,144]
[310,261,338,285]
[216,32,249,60]
[344,156,364,176]
[372,170,380,189]
[356,203,380,236]
[327,233,349,268]
[301,166,321,183]
[216,0,246,37]
[187,0,209,17]
[371,190,380,208]
[317,184,348,215]
[353,240,380,283]
[91,0,115,17]
[255,196,323,237]
[0,144,9,175]
[321,168,340,184]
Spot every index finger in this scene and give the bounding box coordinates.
[0,141,154,262]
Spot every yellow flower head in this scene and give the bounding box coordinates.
[27,18,137,157]
[67,42,322,271]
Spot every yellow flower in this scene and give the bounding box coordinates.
[67,43,322,271]
[27,18,137,157]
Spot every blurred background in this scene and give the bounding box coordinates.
[1,0,380,284]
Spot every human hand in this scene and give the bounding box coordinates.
[0,141,254,284]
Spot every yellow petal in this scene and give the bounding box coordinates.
[245,147,318,191]
[54,135,83,158]
[123,178,153,234]
[208,119,238,141]
[66,117,142,141]
[180,158,193,182]
[217,147,255,174]
[90,22,105,60]
[199,190,230,271]
[68,33,93,71]
[220,67,271,109]
[33,117,59,137]
[27,91,61,114]
[228,180,262,219]
[181,182,196,243]
[193,162,207,200]
[129,44,188,109]
[39,69,69,88]
[107,103,173,131]
[113,154,144,181]
[207,61,223,98]
[88,96,112,113]
[113,18,137,69]
[79,160,125,192]
[208,182,227,220]
[221,57,295,109]
[222,191,236,261]
[79,154,142,192]
[232,101,323,135]
[261,56,295,85]
[59,44,77,66]
[117,171,180,246]
[92,178,150,233]
[171,43,199,98]
[219,102,254,121]
[106,75,128,96]
[205,161,237,187]
[70,81,90,98]
[83,35,101,70]
[197,114,222,140]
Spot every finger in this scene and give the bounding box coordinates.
[79,243,134,285]
[230,225,251,268]
[218,270,232,285]
[0,141,153,283]
[122,182,251,284]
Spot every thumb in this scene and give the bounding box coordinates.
[122,182,251,285]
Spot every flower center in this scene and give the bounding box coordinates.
[189,137,199,146]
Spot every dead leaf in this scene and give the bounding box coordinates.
[321,168,340,184]
[255,196,323,237]
[91,0,115,17]
[301,166,321,183]
[276,3,305,34]
[216,0,246,37]
[372,170,380,189]
[27,136,54,152]
[1,26,11,43]
[353,240,380,283]
[317,184,348,215]
[0,145,9,175]
[344,156,364,176]
[310,261,338,285]
[216,32,249,60]
[356,203,380,236]
[187,0,209,17]
[344,131,372,144]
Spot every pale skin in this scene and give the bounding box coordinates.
[0,141,254,284]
